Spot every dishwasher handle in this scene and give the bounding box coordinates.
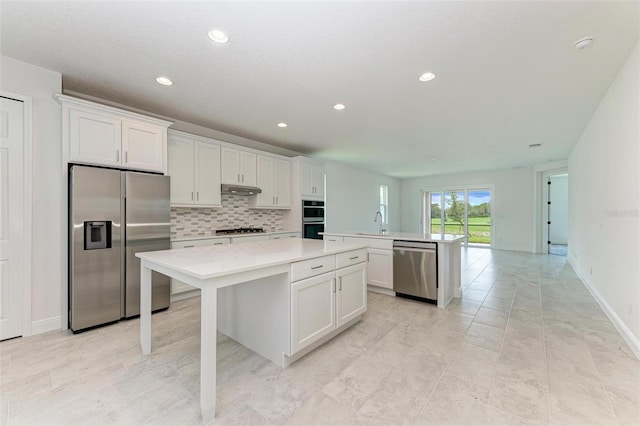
[393,246,436,254]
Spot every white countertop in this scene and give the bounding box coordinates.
[137,238,367,280]
[172,230,300,242]
[321,231,465,244]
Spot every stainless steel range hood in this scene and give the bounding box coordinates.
[221,183,262,196]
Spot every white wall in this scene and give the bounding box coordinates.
[325,162,400,233]
[1,56,63,332]
[568,42,639,349]
[400,168,534,252]
[549,174,568,244]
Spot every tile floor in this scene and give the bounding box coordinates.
[1,248,639,425]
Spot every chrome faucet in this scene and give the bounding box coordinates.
[374,211,386,234]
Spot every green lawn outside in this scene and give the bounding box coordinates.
[431,216,491,244]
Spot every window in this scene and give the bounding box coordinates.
[379,184,388,224]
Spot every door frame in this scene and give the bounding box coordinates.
[534,161,568,253]
[1,90,33,337]
[541,168,569,254]
[420,184,495,247]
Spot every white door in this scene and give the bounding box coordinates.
[69,108,121,167]
[274,159,291,207]
[336,263,367,327]
[195,142,221,206]
[220,147,240,184]
[239,151,257,186]
[168,136,195,205]
[0,96,25,340]
[122,120,164,172]
[290,271,335,354]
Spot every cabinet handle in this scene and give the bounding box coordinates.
[237,174,240,183]
[338,277,342,291]
[124,151,128,163]
[367,252,370,262]
[213,242,223,245]
[311,265,323,270]
[116,150,120,162]
[241,174,244,183]
[191,192,194,201]
[196,192,199,201]
[333,279,336,293]
[184,245,195,248]
[276,196,278,204]
[349,256,359,260]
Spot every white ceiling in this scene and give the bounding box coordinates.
[1,1,638,178]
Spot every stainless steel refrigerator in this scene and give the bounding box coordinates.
[69,165,170,332]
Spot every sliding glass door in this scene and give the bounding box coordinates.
[424,188,492,246]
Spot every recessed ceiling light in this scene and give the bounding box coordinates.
[573,37,594,50]
[333,104,346,110]
[277,122,287,128]
[529,143,543,149]
[208,30,229,44]
[155,76,173,86]
[419,72,436,82]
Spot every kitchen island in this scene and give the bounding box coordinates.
[136,238,368,422]
[322,232,464,307]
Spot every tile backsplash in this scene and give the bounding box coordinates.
[171,194,289,239]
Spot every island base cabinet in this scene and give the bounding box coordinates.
[290,272,336,355]
[366,248,393,290]
[336,263,367,327]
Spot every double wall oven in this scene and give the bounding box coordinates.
[302,200,324,239]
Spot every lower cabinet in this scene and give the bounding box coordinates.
[170,238,230,294]
[290,257,366,354]
[270,232,301,240]
[366,248,393,290]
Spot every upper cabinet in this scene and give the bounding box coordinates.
[252,155,291,209]
[221,147,257,186]
[58,94,172,173]
[168,131,222,207]
[300,159,325,199]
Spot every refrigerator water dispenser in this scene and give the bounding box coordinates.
[84,221,111,250]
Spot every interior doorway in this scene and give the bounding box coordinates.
[544,172,569,256]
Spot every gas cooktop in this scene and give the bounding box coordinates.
[215,227,265,235]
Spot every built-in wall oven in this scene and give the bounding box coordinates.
[302,200,324,239]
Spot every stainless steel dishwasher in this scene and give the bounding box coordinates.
[393,240,438,304]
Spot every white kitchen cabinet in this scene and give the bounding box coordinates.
[168,133,222,207]
[253,155,291,208]
[221,147,257,186]
[336,262,367,327]
[290,249,366,354]
[342,236,394,292]
[290,271,336,354]
[171,238,230,294]
[323,235,344,243]
[230,234,270,244]
[59,94,171,173]
[366,248,393,290]
[301,161,325,198]
[270,232,301,240]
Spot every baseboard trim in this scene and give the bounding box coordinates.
[31,316,61,335]
[568,259,640,360]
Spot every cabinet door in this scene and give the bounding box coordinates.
[195,142,222,206]
[336,263,367,327]
[291,272,336,354]
[311,164,325,197]
[255,155,275,207]
[274,159,291,207]
[240,151,257,186]
[300,162,314,196]
[168,137,195,205]
[69,109,121,167]
[122,120,165,172]
[221,147,240,184]
[367,248,393,289]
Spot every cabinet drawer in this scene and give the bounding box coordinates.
[336,249,367,269]
[343,236,393,250]
[291,255,335,282]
